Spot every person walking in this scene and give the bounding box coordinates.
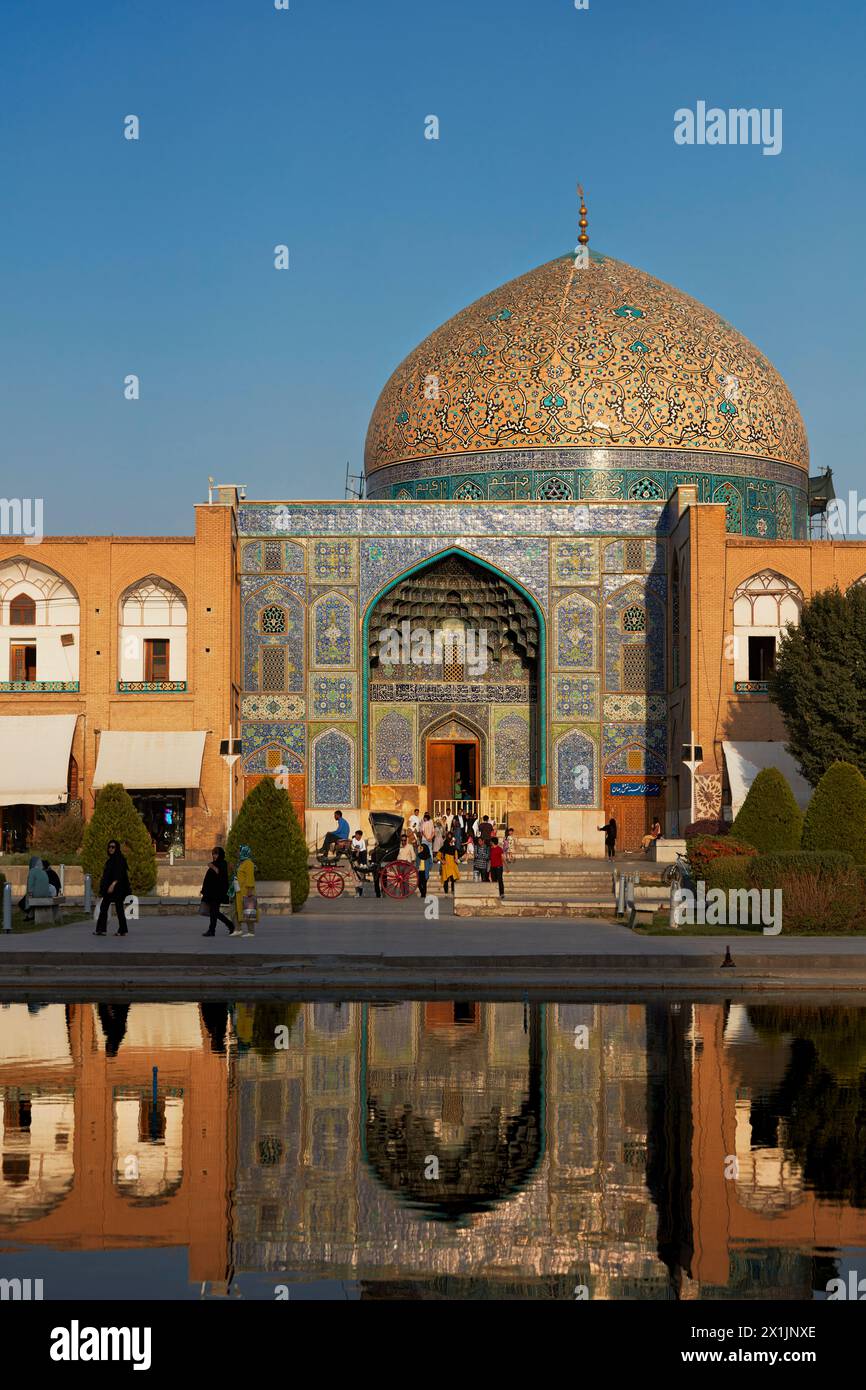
[450,812,464,855]
[409,808,421,835]
[416,840,432,897]
[94,840,131,937]
[232,845,259,937]
[489,836,505,898]
[421,812,435,848]
[440,834,461,895]
[474,834,490,883]
[200,846,234,936]
[598,814,618,861]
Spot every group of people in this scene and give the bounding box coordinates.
[19,855,63,921]
[81,839,261,938]
[332,808,513,899]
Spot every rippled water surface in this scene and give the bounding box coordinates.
[1,1000,865,1300]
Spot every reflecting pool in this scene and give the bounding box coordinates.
[1,999,865,1300]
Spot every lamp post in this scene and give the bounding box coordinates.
[681,732,703,833]
[219,726,243,835]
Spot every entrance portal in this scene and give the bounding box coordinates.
[427,739,478,811]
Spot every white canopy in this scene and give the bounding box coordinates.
[722,741,812,818]
[0,714,77,806]
[93,730,206,790]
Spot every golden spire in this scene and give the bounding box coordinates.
[577,183,589,247]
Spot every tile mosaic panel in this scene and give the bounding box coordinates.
[553,674,600,721]
[372,704,416,784]
[491,706,532,785]
[311,593,355,667]
[603,580,665,692]
[554,728,598,808]
[310,674,357,720]
[552,539,599,585]
[242,580,304,693]
[602,721,667,775]
[241,501,670,539]
[312,539,357,581]
[241,722,306,763]
[241,693,305,721]
[242,745,304,777]
[554,592,598,670]
[603,694,667,722]
[310,727,356,807]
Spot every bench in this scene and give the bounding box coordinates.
[626,883,670,928]
[26,895,64,925]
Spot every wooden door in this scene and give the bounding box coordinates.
[427,741,454,809]
[602,778,665,852]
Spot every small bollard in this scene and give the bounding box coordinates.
[669,881,680,931]
[2,883,11,933]
[84,873,92,914]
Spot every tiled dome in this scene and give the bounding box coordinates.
[364,250,809,500]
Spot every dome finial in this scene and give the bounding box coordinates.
[577,183,589,247]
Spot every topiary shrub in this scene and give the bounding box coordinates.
[802,761,866,864]
[748,850,865,933]
[81,783,157,894]
[730,767,803,854]
[687,834,756,882]
[226,777,309,911]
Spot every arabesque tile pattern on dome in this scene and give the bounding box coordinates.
[364,250,809,491]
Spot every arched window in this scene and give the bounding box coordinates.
[118,576,188,688]
[732,571,802,689]
[10,594,35,625]
[0,558,80,687]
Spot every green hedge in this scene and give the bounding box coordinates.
[703,856,754,892]
[802,761,866,865]
[730,767,803,854]
[747,850,865,933]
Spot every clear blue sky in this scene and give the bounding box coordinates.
[1,0,862,534]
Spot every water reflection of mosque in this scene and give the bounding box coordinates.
[2,1001,866,1297]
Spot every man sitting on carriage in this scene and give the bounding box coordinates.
[319,810,351,863]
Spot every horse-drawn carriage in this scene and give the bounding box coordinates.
[311,812,418,899]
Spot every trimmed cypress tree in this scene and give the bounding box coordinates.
[730,766,803,854]
[81,783,157,893]
[802,760,866,864]
[226,777,309,911]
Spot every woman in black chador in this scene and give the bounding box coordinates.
[598,815,618,861]
[200,846,233,937]
[93,840,131,937]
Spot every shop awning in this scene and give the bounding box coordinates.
[92,731,207,790]
[0,714,77,807]
[722,741,812,818]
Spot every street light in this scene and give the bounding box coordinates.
[681,734,703,832]
[219,726,243,834]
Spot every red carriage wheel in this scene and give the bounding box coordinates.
[317,867,345,898]
[382,863,418,898]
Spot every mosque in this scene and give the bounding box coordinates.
[1,194,864,855]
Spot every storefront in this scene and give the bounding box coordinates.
[92,731,207,858]
[0,713,78,851]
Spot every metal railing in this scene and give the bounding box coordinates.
[433,799,505,826]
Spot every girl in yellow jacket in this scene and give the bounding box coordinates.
[439,834,461,895]
[232,845,259,936]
